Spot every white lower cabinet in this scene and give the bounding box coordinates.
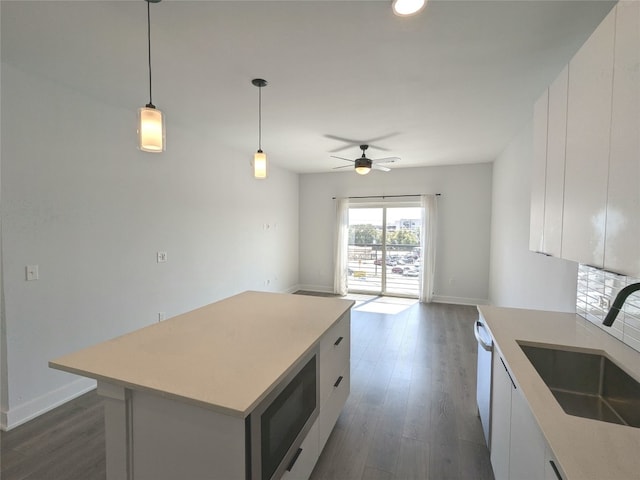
[318,312,351,453]
[509,382,546,479]
[490,349,555,480]
[490,352,512,480]
[285,312,350,480]
[281,421,320,480]
[544,445,565,480]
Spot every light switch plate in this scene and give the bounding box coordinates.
[157,251,167,263]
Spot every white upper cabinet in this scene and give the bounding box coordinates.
[604,1,640,277]
[542,66,568,258]
[562,7,616,267]
[530,89,548,254]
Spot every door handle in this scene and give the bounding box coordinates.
[286,448,303,472]
[474,321,493,352]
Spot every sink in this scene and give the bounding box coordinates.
[518,342,640,427]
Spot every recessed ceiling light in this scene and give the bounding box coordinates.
[392,0,426,17]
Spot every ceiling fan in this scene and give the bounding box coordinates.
[331,145,400,175]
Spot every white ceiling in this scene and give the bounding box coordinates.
[1,0,615,173]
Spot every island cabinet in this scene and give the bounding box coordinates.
[317,311,350,452]
[50,291,354,480]
[283,310,351,480]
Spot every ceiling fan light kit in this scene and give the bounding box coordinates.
[137,0,165,153]
[252,78,268,179]
[331,144,399,175]
[392,0,426,16]
[355,158,372,175]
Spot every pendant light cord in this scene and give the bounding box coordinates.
[146,0,154,108]
[258,85,262,151]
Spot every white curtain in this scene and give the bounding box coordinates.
[333,197,349,296]
[419,194,438,303]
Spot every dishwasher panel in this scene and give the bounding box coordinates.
[475,318,493,448]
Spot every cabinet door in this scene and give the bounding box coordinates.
[530,89,549,254]
[280,421,319,480]
[604,1,640,277]
[545,445,565,480]
[509,384,546,479]
[543,66,569,257]
[490,353,512,480]
[562,7,616,267]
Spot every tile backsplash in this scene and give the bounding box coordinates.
[577,264,640,353]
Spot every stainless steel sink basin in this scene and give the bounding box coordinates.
[518,342,640,427]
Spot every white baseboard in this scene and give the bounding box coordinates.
[295,284,334,294]
[290,287,487,306]
[1,377,96,431]
[281,284,303,294]
[432,295,488,306]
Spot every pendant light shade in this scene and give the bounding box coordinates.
[392,0,426,16]
[138,0,165,153]
[254,150,268,179]
[252,78,268,179]
[138,106,165,152]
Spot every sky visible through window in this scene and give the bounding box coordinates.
[349,207,421,226]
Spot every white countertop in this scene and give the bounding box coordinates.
[50,291,354,418]
[478,305,640,480]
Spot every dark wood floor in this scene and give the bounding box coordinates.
[1,299,493,480]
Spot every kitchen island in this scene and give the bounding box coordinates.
[478,305,640,480]
[50,291,354,480]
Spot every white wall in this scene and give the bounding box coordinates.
[0,63,299,429]
[299,163,493,305]
[489,119,577,311]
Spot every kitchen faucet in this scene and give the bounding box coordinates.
[602,282,640,327]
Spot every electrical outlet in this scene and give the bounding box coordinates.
[157,251,167,263]
[158,312,166,322]
[599,295,610,309]
[26,265,39,281]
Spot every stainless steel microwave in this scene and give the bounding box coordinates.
[247,345,319,480]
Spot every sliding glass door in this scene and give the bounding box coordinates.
[347,204,422,298]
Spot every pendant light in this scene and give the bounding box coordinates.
[252,78,268,179]
[392,0,426,16]
[137,0,165,152]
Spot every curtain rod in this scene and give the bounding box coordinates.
[332,194,441,200]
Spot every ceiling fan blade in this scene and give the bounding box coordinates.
[330,155,355,162]
[332,165,354,170]
[372,165,391,172]
[325,133,398,152]
[372,157,400,164]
